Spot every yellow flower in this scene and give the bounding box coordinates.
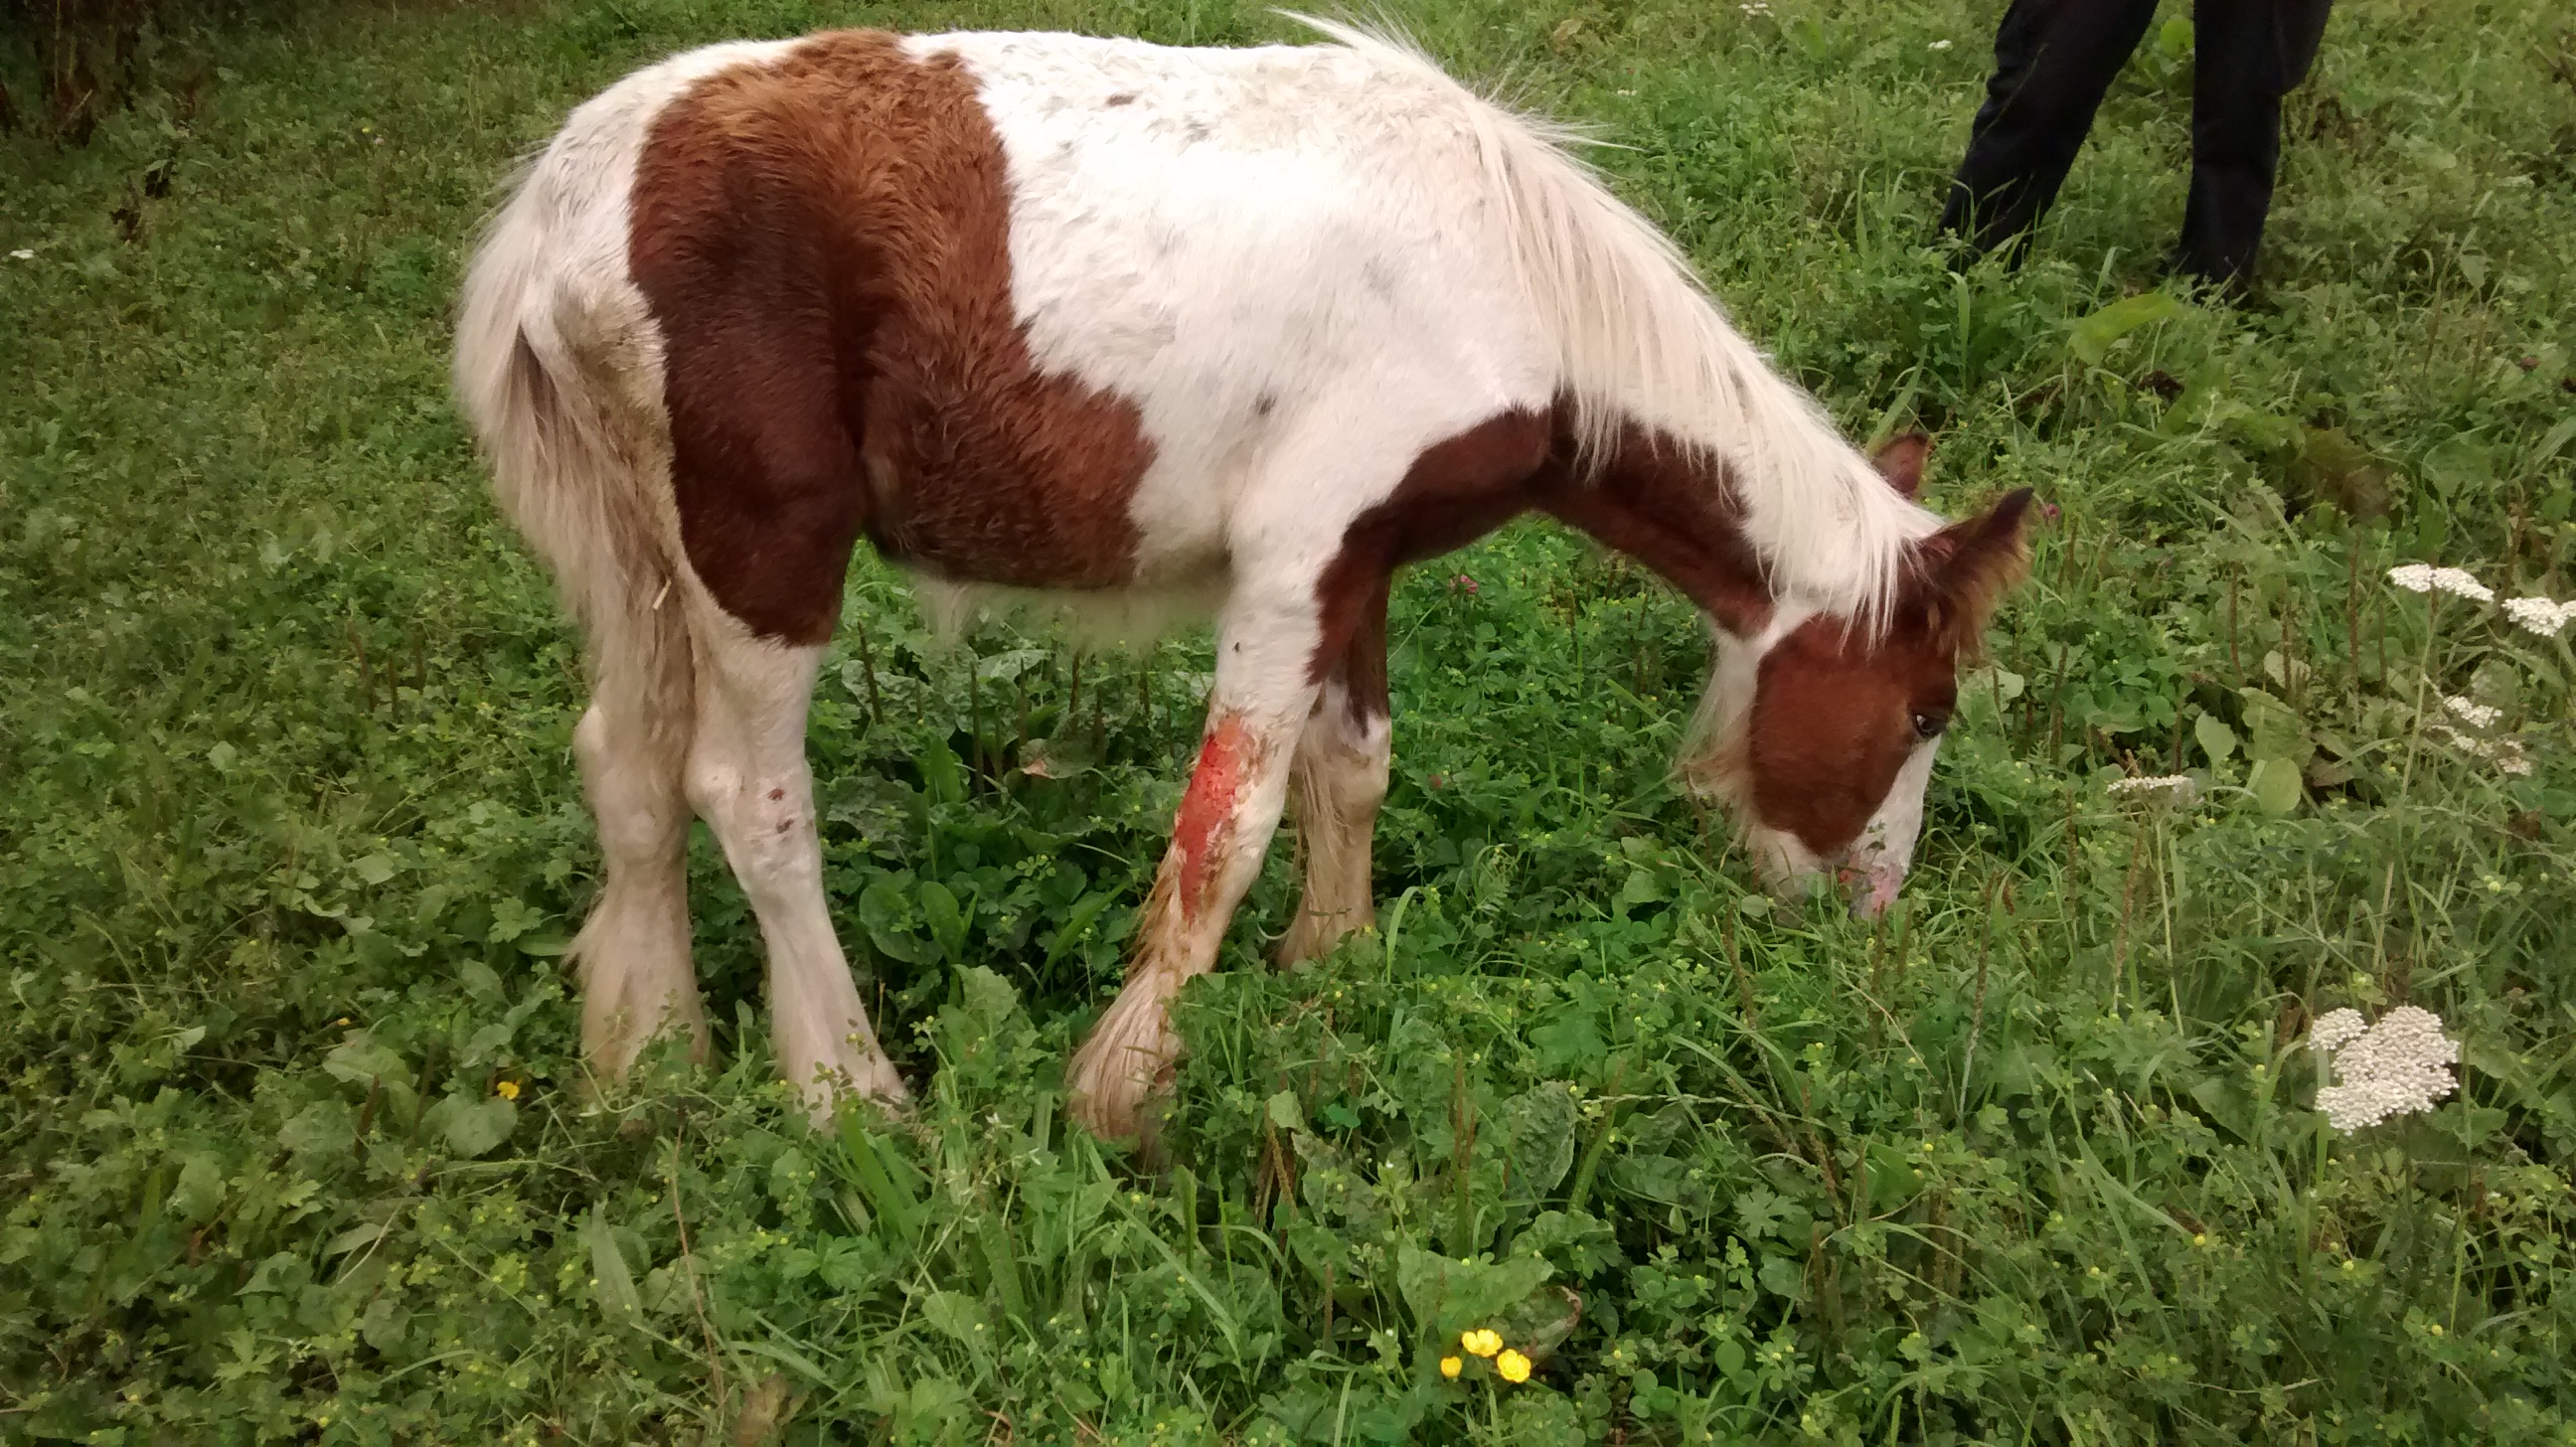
[1439,1356,1462,1379]
[496,1079,521,1101]
[1497,1349,1531,1383]
[1461,1329,1503,1358]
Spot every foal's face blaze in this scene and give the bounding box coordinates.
[1694,484,2034,916]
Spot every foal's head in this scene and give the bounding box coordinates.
[1686,438,2032,916]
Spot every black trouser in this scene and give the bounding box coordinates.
[1939,0,2334,289]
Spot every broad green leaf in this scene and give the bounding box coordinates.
[920,1289,988,1345]
[458,959,505,1001]
[324,1221,387,1257]
[954,964,1019,1030]
[1502,1083,1578,1195]
[918,736,966,808]
[2420,434,2496,491]
[2069,291,2184,365]
[427,1093,517,1158]
[2194,713,2239,764]
[1265,1089,1308,1135]
[918,881,969,964]
[322,1033,406,1088]
[1394,1244,1553,1339]
[2237,689,2314,767]
[171,1154,226,1224]
[359,1295,408,1353]
[2248,757,2305,815]
[1530,1009,1608,1075]
[586,1207,641,1323]
[486,896,541,944]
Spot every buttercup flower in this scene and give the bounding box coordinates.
[1461,1329,1503,1358]
[2503,596,2576,638]
[1496,1349,1532,1382]
[2310,1005,2460,1132]
[1440,1356,1463,1379]
[496,1079,521,1101]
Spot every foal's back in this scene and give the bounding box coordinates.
[535,28,1544,633]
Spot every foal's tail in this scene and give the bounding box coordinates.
[452,159,694,750]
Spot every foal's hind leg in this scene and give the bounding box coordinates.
[570,601,707,1078]
[682,604,906,1121]
[1280,577,1392,966]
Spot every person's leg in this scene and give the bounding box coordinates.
[1941,0,2163,262]
[2177,0,2334,291]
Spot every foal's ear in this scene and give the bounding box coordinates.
[1869,432,1932,500]
[1916,488,2035,649]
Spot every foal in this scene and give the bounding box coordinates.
[454,22,2031,1141]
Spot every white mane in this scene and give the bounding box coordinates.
[1294,15,1943,627]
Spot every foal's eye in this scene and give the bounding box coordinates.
[1911,710,1949,740]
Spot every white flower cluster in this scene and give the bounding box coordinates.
[2443,695,2501,728]
[2502,596,2576,639]
[2427,724,2532,776]
[2107,774,2200,805]
[2386,564,2494,602]
[1737,1,1772,14]
[2310,1006,2460,1133]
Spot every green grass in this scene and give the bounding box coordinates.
[5,0,2575,1441]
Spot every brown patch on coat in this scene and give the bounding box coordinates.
[1531,421,1778,635]
[1305,410,2028,863]
[1306,408,1556,684]
[628,31,1155,646]
[1305,409,1800,684]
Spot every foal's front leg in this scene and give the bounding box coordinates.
[1065,600,1321,1143]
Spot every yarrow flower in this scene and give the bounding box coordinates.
[2502,596,2576,639]
[7,248,33,260]
[2426,724,2533,777]
[1929,39,1953,50]
[2107,774,2200,806]
[2385,564,2493,602]
[2442,695,2501,728]
[2309,1006,2460,1132]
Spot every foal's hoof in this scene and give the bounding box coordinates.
[1064,1044,1178,1157]
[797,1063,911,1131]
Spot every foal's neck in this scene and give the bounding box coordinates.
[1532,425,1780,637]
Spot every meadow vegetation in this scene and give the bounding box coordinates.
[4,0,2575,1441]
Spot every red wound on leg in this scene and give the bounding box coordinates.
[1171,713,1258,919]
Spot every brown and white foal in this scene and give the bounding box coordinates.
[453,22,2031,1141]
